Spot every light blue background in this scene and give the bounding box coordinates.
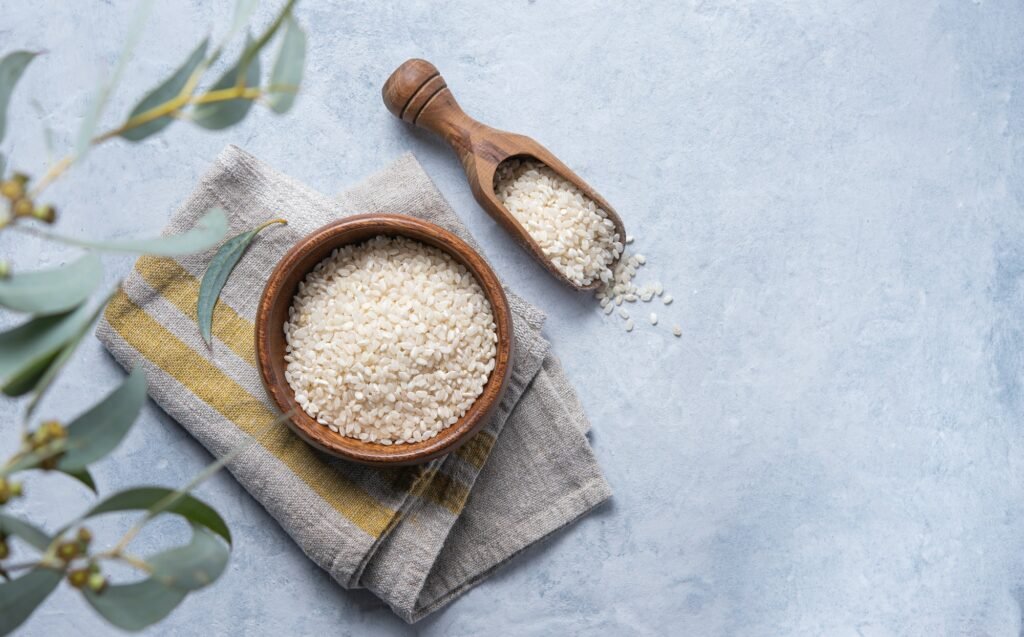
[2,1,1024,635]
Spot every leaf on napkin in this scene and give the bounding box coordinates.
[197,218,286,345]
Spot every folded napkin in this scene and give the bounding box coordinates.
[96,145,611,622]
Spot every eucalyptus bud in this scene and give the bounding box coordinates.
[0,479,10,505]
[0,260,8,279]
[0,539,8,560]
[11,198,32,217]
[77,527,92,545]
[33,204,56,223]
[0,180,23,200]
[56,539,80,561]
[87,573,107,593]
[33,420,66,447]
[68,568,89,588]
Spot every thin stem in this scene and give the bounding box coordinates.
[28,86,266,196]
[25,0,301,198]
[94,551,153,574]
[109,412,288,555]
[234,0,298,91]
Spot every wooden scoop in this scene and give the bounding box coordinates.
[382,58,627,291]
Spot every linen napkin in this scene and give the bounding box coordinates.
[95,145,611,622]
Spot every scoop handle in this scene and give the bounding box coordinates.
[382,59,477,157]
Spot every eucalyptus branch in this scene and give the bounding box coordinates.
[30,87,272,196]
[235,0,298,90]
[109,412,287,555]
[94,551,153,574]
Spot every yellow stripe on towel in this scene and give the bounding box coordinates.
[134,256,259,368]
[104,291,397,538]
[455,431,495,470]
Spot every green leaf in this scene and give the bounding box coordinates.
[0,512,51,551]
[82,524,229,631]
[120,39,209,142]
[0,51,37,145]
[148,524,229,591]
[76,1,154,157]
[0,302,95,396]
[192,35,260,130]
[198,218,285,344]
[29,98,54,159]
[82,487,230,545]
[60,467,97,492]
[58,366,147,470]
[24,288,117,416]
[84,578,187,632]
[267,16,305,114]
[0,253,103,315]
[0,568,62,636]
[38,208,228,256]
[229,0,260,37]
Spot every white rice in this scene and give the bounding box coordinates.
[283,235,498,445]
[493,158,622,287]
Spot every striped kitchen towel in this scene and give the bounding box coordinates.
[96,145,611,622]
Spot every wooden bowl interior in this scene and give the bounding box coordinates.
[256,214,513,466]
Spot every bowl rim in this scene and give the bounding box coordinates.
[254,213,514,466]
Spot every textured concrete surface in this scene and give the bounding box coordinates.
[2,0,1024,635]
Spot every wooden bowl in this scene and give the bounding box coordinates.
[255,214,514,466]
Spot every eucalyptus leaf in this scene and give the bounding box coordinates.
[0,568,62,636]
[57,366,147,470]
[76,1,154,157]
[236,0,296,67]
[39,208,227,256]
[229,0,259,38]
[191,35,260,130]
[148,524,229,591]
[82,487,231,544]
[24,288,117,416]
[60,467,97,492]
[198,218,285,344]
[2,440,65,476]
[0,512,51,551]
[29,98,54,158]
[0,51,37,144]
[0,302,95,396]
[120,39,209,142]
[84,578,187,632]
[0,253,103,315]
[267,16,305,114]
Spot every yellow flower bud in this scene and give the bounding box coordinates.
[11,198,32,217]
[0,180,23,200]
[56,540,80,561]
[68,568,89,588]
[33,204,56,223]
[87,573,107,593]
